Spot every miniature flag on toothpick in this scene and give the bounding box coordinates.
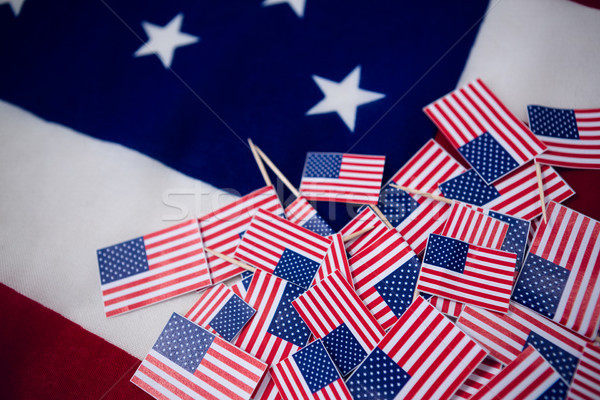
[441,202,509,249]
[314,232,353,286]
[428,296,465,318]
[345,296,487,400]
[131,313,267,400]
[568,342,600,400]
[424,78,547,184]
[285,196,335,237]
[512,201,600,340]
[339,206,389,256]
[452,357,503,400]
[97,219,210,317]
[230,271,254,299]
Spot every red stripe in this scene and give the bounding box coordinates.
[146,238,203,260]
[148,248,205,269]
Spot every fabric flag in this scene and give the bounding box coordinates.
[512,201,600,340]
[234,209,331,289]
[97,219,210,317]
[348,228,421,330]
[418,233,517,313]
[528,105,600,169]
[429,296,464,318]
[292,270,385,376]
[234,270,311,366]
[270,340,353,400]
[299,152,385,205]
[469,346,568,400]
[184,283,255,342]
[456,303,588,384]
[346,296,487,400]
[131,313,267,400]
[568,342,600,400]
[452,357,503,400]
[339,206,389,256]
[442,202,509,249]
[439,162,575,221]
[424,79,547,184]
[284,197,335,237]
[313,233,353,286]
[198,185,285,284]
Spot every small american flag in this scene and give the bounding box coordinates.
[346,296,487,400]
[292,270,385,376]
[339,206,389,256]
[568,342,600,400]
[198,185,284,283]
[234,209,331,289]
[397,197,455,254]
[230,271,254,299]
[271,340,353,400]
[512,201,600,340]
[97,219,210,317]
[251,373,281,400]
[475,208,530,268]
[528,105,600,169]
[185,283,255,342]
[452,357,503,400]
[418,234,517,313]
[424,79,547,184]
[442,201,509,249]
[429,296,464,318]
[284,196,335,237]
[349,228,421,330]
[314,232,353,286]
[131,313,267,400]
[469,346,568,400]
[439,163,575,221]
[299,152,385,205]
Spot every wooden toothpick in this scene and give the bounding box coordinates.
[254,145,301,197]
[390,184,452,205]
[248,138,272,187]
[371,204,395,230]
[535,161,548,223]
[342,226,375,243]
[204,247,256,273]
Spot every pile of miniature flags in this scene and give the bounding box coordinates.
[96,79,600,400]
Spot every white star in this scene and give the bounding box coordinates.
[134,13,199,69]
[306,66,385,132]
[263,0,306,18]
[0,0,26,16]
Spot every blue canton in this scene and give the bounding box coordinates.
[238,230,246,240]
[458,132,519,184]
[512,254,570,319]
[489,211,529,269]
[241,270,254,280]
[97,237,149,285]
[424,234,469,273]
[322,322,367,376]
[538,378,569,400]
[528,105,579,140]
[303,213,335,236]
[303,153,343,179]
[294,341,340,393]
[439,169,501,206]
[346,347,411,400]
[378,185,420,227]
[375,256,421,318]
[273,248,321,289]
[152,313,214,373]
[209,294,256,342]
[267,282,311,347]
[523,332,579,385]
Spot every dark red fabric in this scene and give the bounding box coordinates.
[569,0,600,10]
[0,283,151,400]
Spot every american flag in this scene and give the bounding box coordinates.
[284,196,335,237]
[469,346,568,400]
[299,152,385,205]
[230,271,254,299]
[292,270,385,376]
[348,228,421,330]
[528,105,600,169]
[198,185,284,283]
[234,209,331,289]
[424,79,547,184]
[270,340,353,400]
[314,233,353,286]
[429,296,464,318]
[439,162,575,221]
[397,197,454,254]
[418,233,517,313]
[452,357,503,400]
[346,296,487,400]
[456,303,588,384]
[97,219,210,317]
[234,270,311,366]
[339,206,389,256]
[251,373,281,400]
[131,313,267,400]
[185,283,255,342]
[568,342,600,400]
[442,201,509,249]
[512,201,600,340]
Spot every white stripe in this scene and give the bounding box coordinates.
[143,221,197,246]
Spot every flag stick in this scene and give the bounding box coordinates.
[390,184,452,205]
[371,204,394,230]
[535,161,548,224]
[204,247,256,273]
[254,145,301,197]
[248,138,272,187]
[342,225,375,243]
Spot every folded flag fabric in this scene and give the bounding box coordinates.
[339,206,389,256]
[569,342,600,400]
[528,105,600,170]
[470,346,568,400]
[512,201,600,340]
[299,152,385,205]
[284,197,335,237]
[452,357,503,400]
[418,233,517,313]
[234,209,331,289]
[198,185,284,283]
[292,270,385,376]
[270,340,353,400]
[349,228,421,330]
[442,201,509,249]
[131,313,267,400]
[97,219,210,317]
[314,233,353,287]
[346,296,487,400]
[424,78,547,184]
[184,283,255,342]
